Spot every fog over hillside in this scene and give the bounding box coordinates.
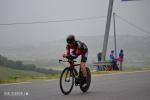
[0,35,150,67]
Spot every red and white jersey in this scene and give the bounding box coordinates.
[66,41,88,56]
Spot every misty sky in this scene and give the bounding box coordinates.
[0,0,150,46]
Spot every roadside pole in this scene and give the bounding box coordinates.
[113,12,117,58]
[102,0,114,61]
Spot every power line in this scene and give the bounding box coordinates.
[115,14,150,35]
[0,16,106,26]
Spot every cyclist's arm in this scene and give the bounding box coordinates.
[66,45,70,56]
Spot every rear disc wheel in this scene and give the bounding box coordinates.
[80,67,91,93]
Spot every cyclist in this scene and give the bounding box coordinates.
[63,34,88,84]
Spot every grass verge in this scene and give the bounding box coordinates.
[0,66,60,84]
[0,66,150,84]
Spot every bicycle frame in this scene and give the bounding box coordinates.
[59,59,80,82]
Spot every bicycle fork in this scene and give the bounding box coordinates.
[65,69,71,82]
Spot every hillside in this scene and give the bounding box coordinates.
[0,35,150,68]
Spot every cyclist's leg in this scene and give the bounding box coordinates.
[80,62,87,78]
[80,52,88,79]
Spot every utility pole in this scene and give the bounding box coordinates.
[101,0,114,61]
[113,12,117,58]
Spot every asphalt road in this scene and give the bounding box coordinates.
[0,71,150,100]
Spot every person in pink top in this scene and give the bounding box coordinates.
[117,49,124,71]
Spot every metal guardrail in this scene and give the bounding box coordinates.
[93,61,113,71]
[93,61,113,66]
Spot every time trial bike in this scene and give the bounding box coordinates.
[59,57,91,95]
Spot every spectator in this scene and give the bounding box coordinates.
[109,50,119,70]
[118,49,124,71]
[97,52,102,71]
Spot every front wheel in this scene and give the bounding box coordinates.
[60,67,74,95]
[80,67,91,93]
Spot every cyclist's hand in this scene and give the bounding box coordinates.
[67,55,77,60]
[62,53,67,58]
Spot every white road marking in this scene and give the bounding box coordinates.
[93,70,150,77]
[44,79,58,81]
[0,82,32,86]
